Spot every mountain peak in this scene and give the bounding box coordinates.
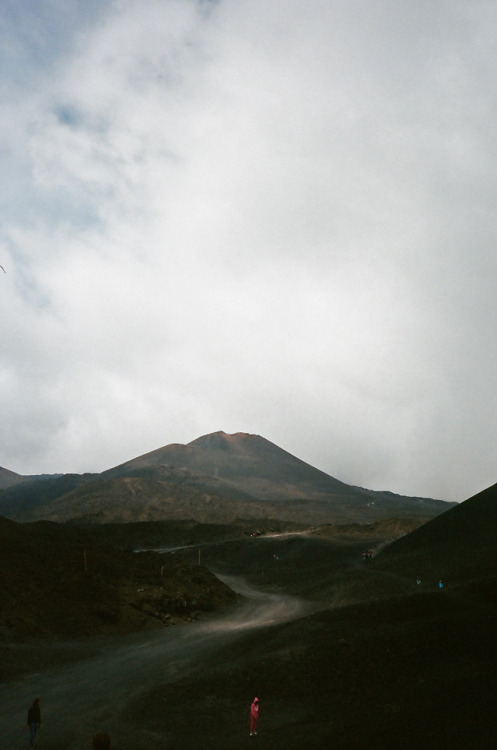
[188,431,260,450]
[0,431,453,525]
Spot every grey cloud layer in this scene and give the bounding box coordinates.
[1,0,496,501]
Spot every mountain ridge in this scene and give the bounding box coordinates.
[0,431,454,524]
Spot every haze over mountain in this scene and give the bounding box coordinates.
[0,431,453,525]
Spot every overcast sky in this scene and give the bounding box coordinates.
[1,0,496,502]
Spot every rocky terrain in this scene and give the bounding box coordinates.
[0,516,237,678]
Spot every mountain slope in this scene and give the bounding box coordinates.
[0,466,25,490]
[0,516,236,642]
[0,432,453,524]
[0,473,97,519]
[369,481,497,587]
[104,431,353,497]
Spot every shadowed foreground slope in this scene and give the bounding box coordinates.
[2,481,496,749]
[120,485,497,749]
[0,518,236,647]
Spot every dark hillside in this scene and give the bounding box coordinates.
[0,517,236,644]
[0,473,98,519]
[118,499,497,750]
[3,501,497,748]
[125,582,497,749]
[370,481,497,585]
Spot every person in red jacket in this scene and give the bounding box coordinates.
[250,697,260,736]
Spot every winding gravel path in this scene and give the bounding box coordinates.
[0,576,309,750]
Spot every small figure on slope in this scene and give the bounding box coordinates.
[27,698,41,748]
[250,697,260,736]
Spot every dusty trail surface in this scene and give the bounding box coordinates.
[0,576,309,750]
[4,522,495,749]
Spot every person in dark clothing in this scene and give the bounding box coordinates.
[27,698,41,748]
[93,731,112,750]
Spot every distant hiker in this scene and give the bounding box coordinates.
[416,578,421,585]
[250,697,260,736]
[27,698,41,748]
[438,580,444,590]
[93,731,112,750]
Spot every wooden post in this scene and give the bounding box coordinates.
[161,565,164,581]
[84,550,88,574]
[198,549,201,566]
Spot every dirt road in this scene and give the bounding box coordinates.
[0,576,309,750]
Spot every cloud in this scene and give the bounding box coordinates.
[1,0,496,502]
